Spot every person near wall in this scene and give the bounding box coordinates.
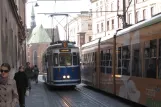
[0,63,19,107]
[14,66,28,107]
[24,62,32,90]
[33,65,39,84]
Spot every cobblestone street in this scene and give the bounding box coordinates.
[16,76,133,107]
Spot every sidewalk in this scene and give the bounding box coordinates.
[25,82,50,107]
[15,75,49,107]
[16,81,50,107]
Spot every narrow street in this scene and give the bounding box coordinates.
[22,75,133,107]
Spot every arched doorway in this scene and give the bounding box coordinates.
[33,50,37,66]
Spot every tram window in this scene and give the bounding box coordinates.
[122,46,130,59]
[53,53,58,66]
[103,49,112,74]
[78,53,80,64]
[118,47,121,59]
[122,46,130,75]
[144,40,157,78]
[105,53,108,66]
[59,53,72,66]
[101,51,104,73]
[132,43,141,77]
[90,53,92,62]
[117,47,122,75]
[94,52,97,63]
[101,51,103,60]
[150,40,157,57]
[92,52,94,62]
[73,52,78,65]
[48,54,52,66]
[158,39,161,79]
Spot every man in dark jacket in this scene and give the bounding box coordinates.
[33,65,39,84]
[24,62,32,90]
[14,66,28,107]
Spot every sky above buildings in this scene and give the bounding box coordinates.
[26,0,91,40]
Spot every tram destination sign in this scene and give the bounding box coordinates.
[59,49,71,52]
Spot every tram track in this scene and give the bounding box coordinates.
[43,83,72,107]
[75,87,108,107]
[56,88,108,107]
[43,83,129,107]
[55,91,72,107]
[75,85,131,107]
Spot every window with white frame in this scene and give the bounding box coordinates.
[136,11,140,22]
[96,9,98,17]
[128,13,132,24]
[151,7,154,16]
[96,3,98,6]
[97,24,99,33]
[107,21,109,30]
[101,23,103,32]
[112,19,114,29]
[111,3,113,11]
[89,36,92,42]
[118,18,122,28]
[118,0,121,10]
[106,5,109,14]
[88,24,92,30]
[143,9,146,20]
[100,7,102,16]
[100,1,102,5]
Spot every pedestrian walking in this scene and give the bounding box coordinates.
[33,65,39,84]
[0,63,18,107]
[14,66,28,107]
[24,62,33,90]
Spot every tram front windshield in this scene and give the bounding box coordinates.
[59,53,72,66]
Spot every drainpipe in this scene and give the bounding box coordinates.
[134,0,136,24]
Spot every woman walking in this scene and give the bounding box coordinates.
[33,65,39,84]
[0,63,18,107]
[14,66,28,107]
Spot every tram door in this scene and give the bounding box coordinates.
[47,54,52,82]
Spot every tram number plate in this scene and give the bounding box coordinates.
[59,49,71,52]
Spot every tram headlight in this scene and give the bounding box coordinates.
[67,75,70,79]
[63,75,66,79]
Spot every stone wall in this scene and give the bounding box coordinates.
[0,0,26,78]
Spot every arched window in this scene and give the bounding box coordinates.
[33,50,37,65]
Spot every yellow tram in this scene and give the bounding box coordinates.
[81,13,161,107]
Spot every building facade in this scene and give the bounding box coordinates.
[0,0,26,77]
[66,14,92,48]
[26,25,52,72]
[91,0,161,40]
[26,6,53,72]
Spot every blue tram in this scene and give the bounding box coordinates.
[42,41,81,86]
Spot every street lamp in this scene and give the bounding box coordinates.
[26,1,39,7]
[35,2,39,7]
